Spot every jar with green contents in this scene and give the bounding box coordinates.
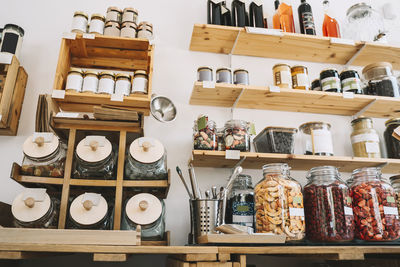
[351,117,381,158]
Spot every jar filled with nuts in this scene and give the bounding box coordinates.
[390,175,400,216]
[255,163,305,241]
[193,116,217,150]
[350,167,400,241]
[303,166,355,242]
[224,120,250,152]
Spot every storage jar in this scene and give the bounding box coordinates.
[98,71,115,95]
[120,22,137,38]
[122,8,138,24]
[193,116,217,150]
[104,21,121,37]
[253,127,297,154]
[216,68,232,84]
[65,67,83,92]
[89,14,105,35]
[82,70,99,93]
[390,175,400,216]
[255,163,305,241]
[115,73,131,96]
[340,70,362,94]
[131,70,148,94]
[351,117,381,158]
[0,24,24,58]
[224,119,250,152]
[299,122,333,156]
[138,22,153,32]
[106,6,122,22]
[71,11,88,33]
[311,79,321,91]
[233,69,249,85]
[273,64,292,89]
[350,167,400,241]
[217,128,225,151]
[384,118,400,159]
[320,69,341,92]
[362,62,399,97]
[291,65,309,90]
[197,66,213,82]
[303,166,355,242]
[137,25,153,40]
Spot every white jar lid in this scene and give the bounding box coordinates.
[129,137,164,164]
[69,193,108,226]
[76,136,112,163]
[23,133,59,158]
[125,193,162,225]
[11,191,51,223]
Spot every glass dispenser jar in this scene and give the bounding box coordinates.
[351,117,381,158]
[362,63,400,97]
[303,166,355,242]
[125,137,168,180]
[224,120,250,152]
[350,167,400,241]
[390,175,400,215]
[73,136,117,179]
[121,193,165,240]
[385,118,400,159]
[21,133,67,178]
[255,163,305,241]
[193,116,217,150]
[299,122,333,156]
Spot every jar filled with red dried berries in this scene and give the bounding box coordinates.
[193,116,217,150]
[303,166,355,242]
[350,167,400,241]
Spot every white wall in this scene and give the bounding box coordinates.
[1,0,400,249]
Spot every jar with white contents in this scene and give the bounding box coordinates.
[115,73,131,96]
[122,7,138,24]
[89,14,105,35]
[299,122,334,156]
[106,6,122,23]
[71,11,88,33]
[82,71,99,93]
[98,71,115,95]
[120,22,137,38]
[65,68,83,92]
[104,21,121,37]
[131,70,148,94]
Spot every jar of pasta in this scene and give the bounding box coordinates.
[273,64,292,89]
[350,117,381,158]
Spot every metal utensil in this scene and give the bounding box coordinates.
[205,190,211,199]
[211,186,217,199]
[176,166,193,199]
[188,164,202,199]
[218,186,225,200]
[222,166,243,225]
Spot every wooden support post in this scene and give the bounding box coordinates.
[218,253,231,262]
[113,130,126,230]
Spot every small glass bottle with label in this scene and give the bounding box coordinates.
[299,122,334,156]
[350,117,381,158]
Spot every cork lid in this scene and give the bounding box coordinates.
[23,133,59,158]
[74,11,89,19]
[91,13,105,21]
[125,193,162,225]
[12,189,51,223]
[99,71,115,78]
[107,6,122,13]
[68,67,83,75]
[134,70,147,76]
[69,193,108,226]
[129,137,164,164]
[76,136,112,163]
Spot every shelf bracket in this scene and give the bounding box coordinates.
[229,30,241,69]
[344,43,367,67]
[231,88,245,119]
[352,99,377,119]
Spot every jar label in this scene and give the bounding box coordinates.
[311,129,333,154]
[115,79,131,96]
[344,206,354,216]
[89,19,105,34]
[232,201,254,225]
[289,207,305,218]
[387,196,395,203]
[365,142,380,153]
[301,12,315,32]
[293,73,309,88]
[342,77,361,92]
[65,73,83,92]
[82,76,99,93]
[275,70,291,86]
[351,133,380,144]
[384,206,399,216]
[98,78,115,94]
[293,196,302,204]
[321,77,341,91]
[71,16,88,33]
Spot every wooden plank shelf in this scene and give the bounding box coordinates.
[190,24,400,69]
[190,82,400,118]
[191,150,400,173]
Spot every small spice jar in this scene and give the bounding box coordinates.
[137,22,153,39]
[340,70,363,94]
[89,14,105,35]
[311,79,321,91]
[197,66,213,82]
[115,73,131,96]
[71,11,88,33]
[216,68,232,84]
[122,7,138,24]
[320,68,341,92]
[121,193,166,240]
[273,64,292,89]
[362,62,400,97]
[291,65,309,90]
[65,68,84,92]
[193,116,217,150]
[299,122,334,156]
[233,69,249,85]
[82,70,99,93]
[351,117,381,158]
[384,118,400,159]
[138,21,153,32]
[21,133,67,178]
[98,71,115,95]
[390,175,400,216]
[131,70,148,94]
[120,22,137,38]
[224,119,250,152]
[106,6,122,22]
[104,21,121,37]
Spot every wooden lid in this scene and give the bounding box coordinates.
[99,71,115,77]
[129,137,164,164]
[11,191,51,223]
[125,193,162,225]
[23,133,59,158]
[134,70,147,76]
[107,6,122,13]
[91,13,105,21]
[69,193,108,226]
[74,11,89,19]
[84,70,98,76]
[69,67,83,75]
[362,62,393,74]
[76,136,112,163]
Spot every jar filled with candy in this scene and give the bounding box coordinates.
[224,120,250,152]
[193,116,217,150]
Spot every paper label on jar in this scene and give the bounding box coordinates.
[98,78,115,94]
[311,129,333,154]
[82,193,101,206]
[321,77,341,91]
[83,33,96,39]
[33,132,54,143]
[55,112,80,118]
[365,142,380,153]
[343,91,354,99]
[293,73,309,88]
[344,206,354,216]
[249,123,256,135]
[351,133,380,144]
[384,206,399,216]
[289,207,305,217]
[132,77,148,94]
[387,196,396,203]
[65,74,83,92]
[342,77,361,92]
[22,188,47,202]
[110,93,124,102]
[275,70,292,87]
[84,136,105,147]
[0,52,13,64]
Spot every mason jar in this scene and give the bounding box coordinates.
[98,71,115,95]
[65,68,84,92]
[89,14,105,35]
[224,119,250,152]
[120,22,137,38]
[137,27,153,40]
[122,8,138,24]
[362,62,400,97]
[350,117,381,158]
[71,11,88,33]
[193,117,217,150]
[82,70,99,93]
[131,70,148,94]
[104,21,121,37]
[115,73,131,96]
[106,6,122,22]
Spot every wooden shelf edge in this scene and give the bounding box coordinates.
[10,163,64,185]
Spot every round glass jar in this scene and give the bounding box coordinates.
[82,70,99,93]
[131,70,148,94]
[273,64,292,89]
[120,22,137,38]
[304,166,355,242]
[362,62,399,97]
[0,24,24,58]
[390,175,400,216]
[89,14,105,35]
[291,65,309,90]
[350,167,400,241]
[311,79,321,91]
[137,27,153,40]
[233,69,249,85]
[193,117,217,150]
[255,163,305,241]
[21,134,67,178]
[340,70,362,94]
[351,117,381,158]
[104,21,121,37]
[98,71,115,95]
[106,6,122,22]
[115,73,131,96]
[197,66,213,82]
[320,68,341,92]
[125,137,168,180]
[216,68,232,84]
[217,128,225,151]
[224,119,250,152]
[384,118,400,159]
[65,67,83,92]
[122,7,138,24]
[71,11,88,33]
[72,136,117,179]
[299,122,333,156]
[121,193,165,240]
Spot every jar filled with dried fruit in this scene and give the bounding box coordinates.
[224,120,250,152]
[350,167,400,241]
[255,163,305,241]
[193,116,217,150]
[351,117,381,158]
[390,175,400,216]
[303,166,355,242]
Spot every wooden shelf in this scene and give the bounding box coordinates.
[191,150,400,173]
[190,82,400,118]
[190,24,400,69]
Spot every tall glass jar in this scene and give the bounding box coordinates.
[226,174,255,228]
[217,128,225,151]
[390,175,400,216]
[350,167,400,241]
[299,122,333,156]
[193,116,217,150]
[303,166,355,242]
[255,163,305,241]
[350,117,381,158]
[224,120,250,152]
[384,118,400,159]
[362,62,399,97]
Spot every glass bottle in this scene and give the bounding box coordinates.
[322,0,340,38]
[273,0,281,30]
[384,118,400,159]
[249,1,264,28]
[275,0,295,33]
[298,0,316,35]
[220,1,232,26]
[350,117,381,158]
[207,0,222,25]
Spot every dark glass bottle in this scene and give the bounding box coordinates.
[298,0,316,35]
[207,0,222,25]
[249,2,264,28]
[231,0,247,27]
[221,1,232,26]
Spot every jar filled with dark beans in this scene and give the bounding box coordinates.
[253,127,297,154]
[384,118,400,159]
[362,62,400,97]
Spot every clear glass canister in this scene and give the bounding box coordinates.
[390,175,400,216]
[362,62,399,97]
[233,69,249,85]
[303,166,355,242]
[291,65,309,90]
[98,71,115,94]
[125,137,168,180]
[273,64,292,89]
[115,73,131,96]
[122,8,138,24]
[253,126,298,154]
[121,193,165,240]
[226,174,255,228]
[299,122,333,156]
[71,11,88,33]
[89,14,105,35]
[255,163,305,241]
[73,136,117,179]
[217,128,225,151]
[21,133,67,178]
[106,6,122,22]
[216,68,232,84]
[131,70,148,94]
[193,116,217,150]
[350,167,400,241]
[104,21,121,37]
[65,67,83,92]
[224,119,250,152]
[120,22,137,38]
[384,118,400,159]
[197,66,213,82]
[82,70,99,93]
[350,117,381,158]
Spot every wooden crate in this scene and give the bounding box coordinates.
[52,34,153,115]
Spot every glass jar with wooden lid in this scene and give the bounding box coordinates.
[98,71,115,95]
[291,65,309,90]
[299,122,333,156]
[82,70,99,93]
[115,73,131,96]
[71,11,88,33]
[120,22,137,38]
[89,14,105,35]
[65,67,84,92]
[362,62,400,97]
[137,26,153,40]
[350,117,381,158]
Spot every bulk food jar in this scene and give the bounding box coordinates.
[11,189,59,228]
[362,62,400,97]
[384,118,400,159]
[224,120,250,152]
[299,122,333,156]
[390,175,400,215]
[255,163,305,241]
[254,127,297,154]
[350,117,381,158]
[303,166,355,242]
[73,136,117,179]
[21,133,67,178]
[125,137,168,180]
[350,167,400,241]
[121,193,165,240]
[68,193,111,230]
[193,116,217,150]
